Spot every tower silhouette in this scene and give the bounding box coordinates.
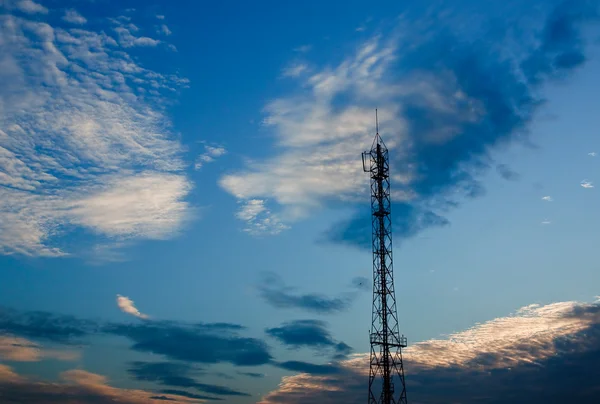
[362,110,408,404]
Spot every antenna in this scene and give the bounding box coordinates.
[363,112,408,404]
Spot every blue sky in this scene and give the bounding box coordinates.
[1,0,600,403]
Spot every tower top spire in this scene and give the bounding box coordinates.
[371,109,386,151]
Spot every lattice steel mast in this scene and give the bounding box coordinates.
[362,110,408,404]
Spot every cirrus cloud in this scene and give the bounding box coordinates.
[0,5,192,257]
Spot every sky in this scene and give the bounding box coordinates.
[1,0,600,403]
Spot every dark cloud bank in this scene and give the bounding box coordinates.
[266,319,352,360]
[105,321,272,367]
[128,361,243,399]
[2,298,600,403]
[0,307,98,344]
[326,0,600,249]
[0,305,353,400]
[258,273,369,314]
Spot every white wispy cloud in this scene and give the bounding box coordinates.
[159,24,171,36]
[107,17,164,48]
[355,17,373,32]
[194,144,226,170]
[86,242,130,265]
[541,219,551,224]
[0,9,192,257]
[236,199,289,235]
[541,195,553,201]
[219,34,416,234]
[62,9,86,25]
[282,63,308,78]
[293,45,312,53]
[116,294,149,319]
[15,0,47,14]
[69,173,192,239]
[588,152,596,157]
[113,26,160,47]
[581,179,594,189]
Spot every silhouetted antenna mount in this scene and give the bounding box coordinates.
[362,110,408,404]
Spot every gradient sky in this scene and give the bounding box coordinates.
[1,0,600,403]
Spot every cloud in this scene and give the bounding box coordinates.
[355,17,373,33]
[589,151,597,156]
[194,145,226,170]
[235,199,289,235]
[113,26,161,47]
[1,306,272,372]
[541,218,551,224]
[258,273,353,314]
[0,365,203,403]
[0,307,96,343]
[496,164,520,181]
[69,173,193,240]
[219,1,599,248]
[85,241,132,264]
[237,371,264,378]
[282,63,308,78]
[325,202,450,249]
[0,8,192,257]
[259,296,600,403]
[520,0,598,85]
[192,322,245,331]
[105,320,272,366]
[0,364,23,383]
[581,179,594,188]
[265,319,352,360]
[0,335,79,362]
[62,9,87,25]
[160,389,223,400]
[274,361,343,376]
[293,45,311,53]
[15,0,47,14]
[106,17,164,48]
[541,195,553,201]
[159,24,172,36]
[128,361,248,397]
[117,295,150,319]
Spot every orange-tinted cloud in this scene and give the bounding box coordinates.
[0,335,80,362]
[259,297,600,404]
[0,364,206,403]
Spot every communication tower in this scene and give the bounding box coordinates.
[362,110,408,404]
